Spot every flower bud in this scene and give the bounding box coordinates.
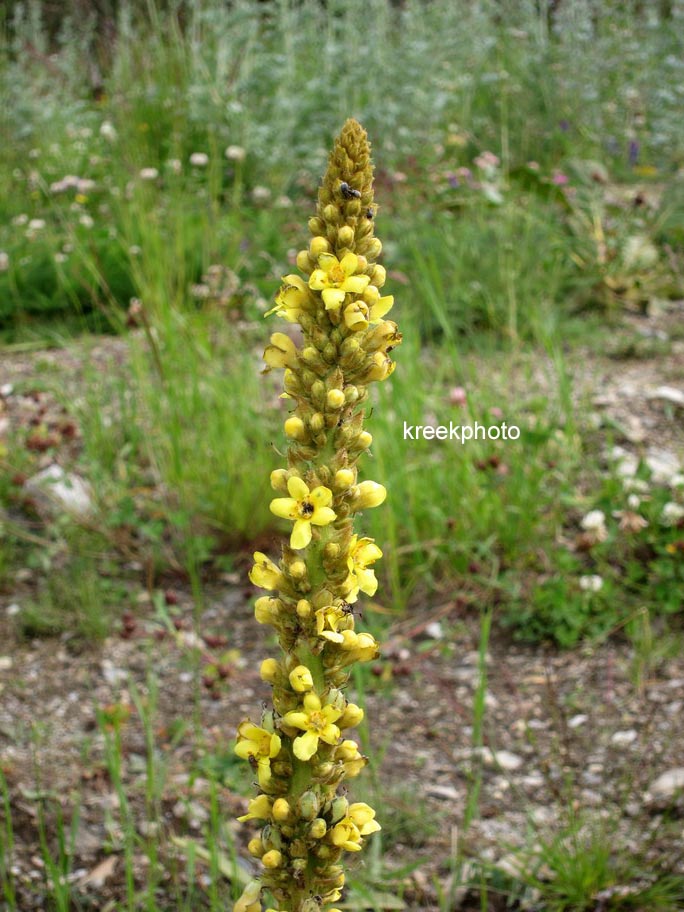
[337,225,354,247]
[323,204,338,223]
[288,665,314,692]
[272,798,292,822]
[284,416,306,439]
[289,559,307,580]
[366,237,382,259]
[264,332,297,370]
[370,264,386,287]
[296,250,311,273]
[248,837,265,857]
[334,468,355,489]
[324,542,340,560]
[309,217,325,235]
[310,236,330,257]
[310,412,325,433]
[260,658,280,682]
[352,480,387,510]
[254,597,281,625]
[309,817,327,839]
[338,702,364,728]
[357,431,372,449]
[296,599,312,618]
[261,849,282,869]
[330,796,349,824]
[297,789,319,820]
[270,468,289,491]
[326,388,345,409]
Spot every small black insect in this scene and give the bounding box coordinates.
[301,501,315,516]
[340,181,361,200]
[366,207,374,219]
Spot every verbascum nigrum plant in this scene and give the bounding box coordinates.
[233,119,401,912]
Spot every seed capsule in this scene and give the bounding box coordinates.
[297,790,319,820]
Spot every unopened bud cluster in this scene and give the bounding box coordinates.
[234,120,400,912]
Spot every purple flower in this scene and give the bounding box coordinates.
[559,119,570,132]
[447,173,460,189]
[629,140,640,166]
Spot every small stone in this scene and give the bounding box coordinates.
[646,450,681,484]
[6,603,20,617]
[611,730,637,746]
[424,621,444,639]
[0,656,12,671]
[568,714,588,729]
[426,784,461,802]
[24,465,94,520]
[646,768,684,808]
[649,386,684,408]
[0,384,13,397]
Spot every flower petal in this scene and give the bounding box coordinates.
[370,295,394,322]
[339,252,359,276]
[293,730,319,761]
[322,288,345,310]
[282,711,309,730]
[291,519,312,550]
[309,485,333,508]
[318,253,338,274]
[342,275,370,294]
[310,506,336,526]
[269,497,298,519]
[287,476,310,500]
[309,269,327,290]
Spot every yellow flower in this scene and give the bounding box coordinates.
[249,552,283,590]
[309,252,370,311]
[329,802,381,852]
[234,879,262,912]
[339,630,379,663]
[363,285,394,322]
[266,274,309,322]
[315,604,350,643]
[282,693,342,761]
[289,664,314,692]
[270,477,336,549]
[335,739,367,778]
[352,480,387,510]
[237,793,273,822]
[263,332,298,370]
[234,721,282,787]
[346,535,382,600]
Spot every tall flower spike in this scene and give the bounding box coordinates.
[234,119,400,912]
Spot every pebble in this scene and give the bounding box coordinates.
[649,385,684,407]
[645,768,684,808]
[568,714,588,728]
[24,464,94,520]
[611,729,637,746]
